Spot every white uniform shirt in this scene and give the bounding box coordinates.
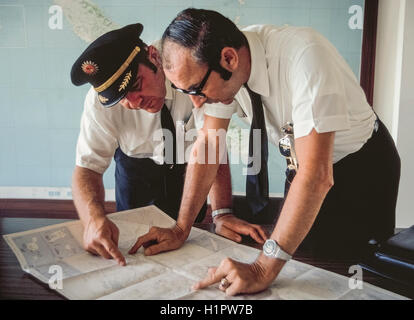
[200,25,377,164]
[76,80,196,174]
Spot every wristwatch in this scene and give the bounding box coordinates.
[263,239,292,261]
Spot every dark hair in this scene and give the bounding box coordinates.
[161,8,247,80]
[141,55,157,74]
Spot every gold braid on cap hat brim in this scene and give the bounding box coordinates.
[94,46,141,93]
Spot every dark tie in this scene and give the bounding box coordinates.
[160,104,176,165]
[245,84,269,215]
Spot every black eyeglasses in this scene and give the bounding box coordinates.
[171,68,212,98]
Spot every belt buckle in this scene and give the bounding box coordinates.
[168,164,174,170]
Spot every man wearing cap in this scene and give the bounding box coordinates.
[132,9,401,295]
[71,23,267,266]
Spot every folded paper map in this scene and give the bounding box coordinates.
[3,205,409,300]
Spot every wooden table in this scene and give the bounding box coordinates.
[1,217,413,300]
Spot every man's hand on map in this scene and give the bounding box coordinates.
[83,216,126,266]
[192,253,284,296]
[128,224,186,256]
[213,214,268,244]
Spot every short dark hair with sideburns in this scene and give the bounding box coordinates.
[161,8,247,80]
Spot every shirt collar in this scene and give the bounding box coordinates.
[242,31,270,98]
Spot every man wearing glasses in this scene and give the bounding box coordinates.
[71,23,267,266]
[134,9,401,296]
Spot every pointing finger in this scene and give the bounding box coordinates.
[193,265,227,290]
[94,243,112,260]
[143,240,173,256]
[128,231,156,254]
[253,224,268,242]
[218,225,242,243]
[101,238,126,266]
[247,227,264,244]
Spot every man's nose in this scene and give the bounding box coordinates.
[190,95,207,108]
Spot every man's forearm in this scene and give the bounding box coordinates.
[176,134,222,234]
[272,171,333,255]
[208,162,233,212]
[255,171,333,275]
[72,166,106,225]
[176,115,231,235]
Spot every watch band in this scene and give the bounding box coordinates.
[263,239,292,261]
[212,208,233,219]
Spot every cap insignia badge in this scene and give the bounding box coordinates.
[81,61,99,76]
[98,95,109,104]
[119,71,132,92]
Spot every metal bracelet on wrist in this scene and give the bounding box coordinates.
[212,208,233,219]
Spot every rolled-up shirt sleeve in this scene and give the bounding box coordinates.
[75,90,118,174]
[203,101,237,119]
[289,44,350,139]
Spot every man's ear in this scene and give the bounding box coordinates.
[220,47,239,72]
[147,45,162,67]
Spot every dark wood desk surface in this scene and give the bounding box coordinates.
[1,217,413,300]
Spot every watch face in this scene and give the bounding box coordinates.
[263,239,276,255]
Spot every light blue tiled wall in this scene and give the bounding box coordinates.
[0,0,364,195]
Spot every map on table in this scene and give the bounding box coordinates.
[3,205,409,300]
